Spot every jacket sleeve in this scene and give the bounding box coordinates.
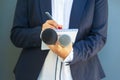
[10,0,42,48]
[71,0,108,63]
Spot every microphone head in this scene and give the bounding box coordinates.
[41,28,57,45]
[58,34,71,47]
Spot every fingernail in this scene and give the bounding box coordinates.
[58,26,62,29]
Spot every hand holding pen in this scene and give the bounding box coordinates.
[42,12,62,31]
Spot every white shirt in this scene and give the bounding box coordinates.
[52,0,73,29]
[37,0,73,80]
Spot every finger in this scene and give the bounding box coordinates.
[42,23,55,31]
[46,20,59,28]
[47,45,56,53]
[58,25,63,29]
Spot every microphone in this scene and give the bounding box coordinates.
[41,28,71,47]
[58,34,71,47]
[41,28,58,45]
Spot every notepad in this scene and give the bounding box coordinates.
[41,29,78,50]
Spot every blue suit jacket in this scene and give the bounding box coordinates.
[10,0,108,80]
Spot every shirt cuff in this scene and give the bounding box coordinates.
[58,49,74,63]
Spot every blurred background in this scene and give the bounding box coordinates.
[0,0,120,80]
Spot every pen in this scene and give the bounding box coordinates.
[45,12,62,29]
[45,12,53,20]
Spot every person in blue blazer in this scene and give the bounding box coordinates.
[10,0,108,80]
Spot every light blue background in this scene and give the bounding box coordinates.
[0,0,120,80]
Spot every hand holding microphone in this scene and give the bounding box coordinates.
[41,12,72,59]
[41,28,73,59]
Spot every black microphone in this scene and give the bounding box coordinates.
[41,28,58,45]
[41,28,71,47]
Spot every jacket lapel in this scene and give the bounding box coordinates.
[39,0,52,23]
[69,0,87,29]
